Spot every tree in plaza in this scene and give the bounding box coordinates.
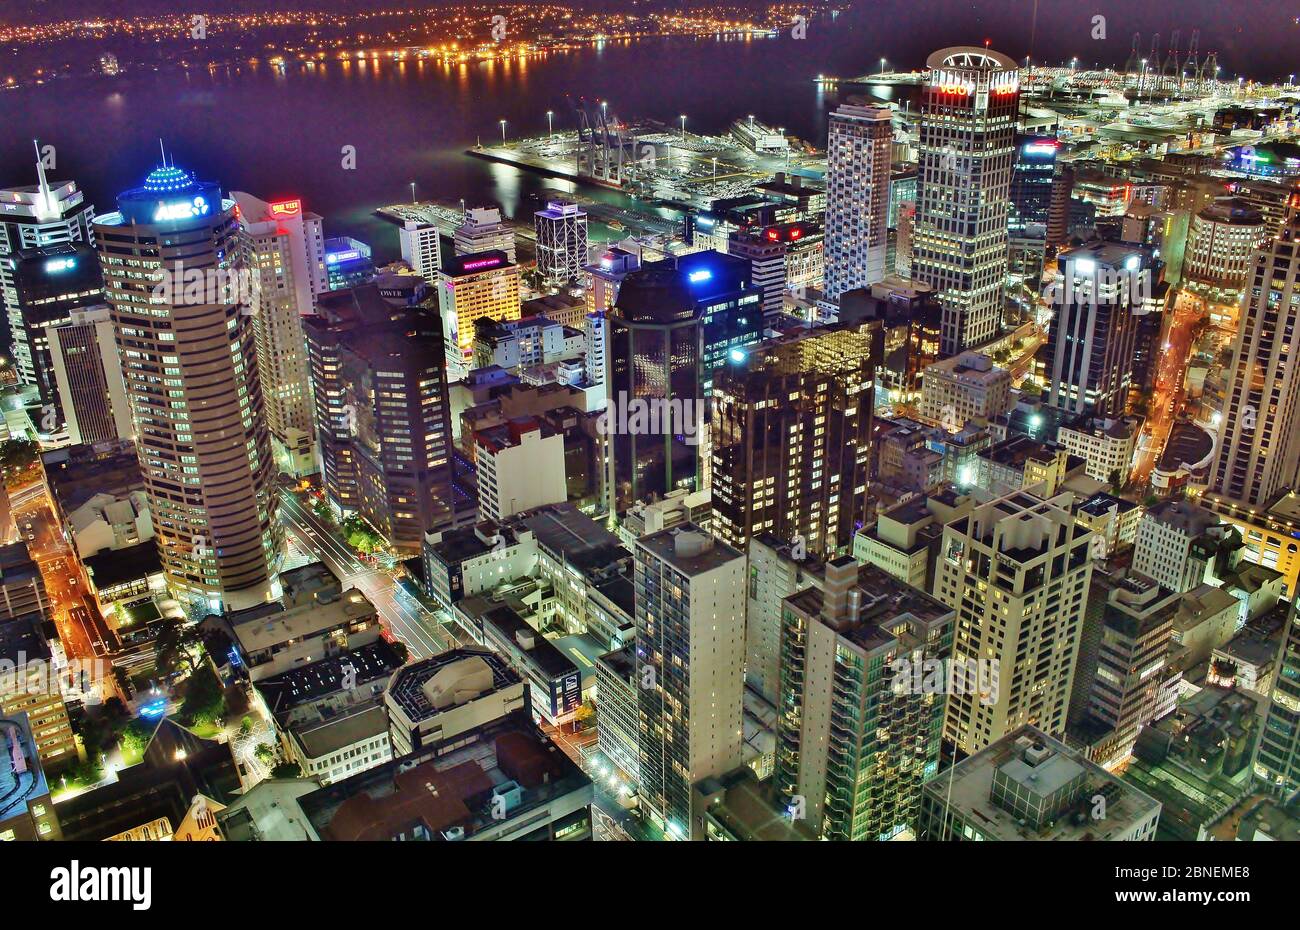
[154,617,200,678]
[178,664,226,728]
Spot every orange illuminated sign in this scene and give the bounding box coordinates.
[270,199,302,217]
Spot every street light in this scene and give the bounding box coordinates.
[712,156,717,180]
[546,109,553,138]
[409,181,416,204]
[679,114,686,140]
[499,119,507,143]
[880,57,886,74]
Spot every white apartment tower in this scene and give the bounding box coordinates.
[232,193,326,477]
[634,526,745,837]
[472,418,567,522]
[1212,196,1300,507]
[934,491,1094,755]
[823,104,893,306]
[399,219,441,285]
[1131,500,1222,594]
[913,47,1020,357]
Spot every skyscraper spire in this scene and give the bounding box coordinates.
[32,138,54,219]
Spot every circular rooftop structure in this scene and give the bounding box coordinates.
[613,267,698,324]
[140,164,199,195]
[927,46,1019,72]
[1199,196,1265,226]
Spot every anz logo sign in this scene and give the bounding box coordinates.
[153,195,211,223]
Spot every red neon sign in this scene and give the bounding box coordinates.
[270,199,302,217]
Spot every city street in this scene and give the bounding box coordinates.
[1132,290,1205,486]
[10,481,116,668]
[276,489,457,659]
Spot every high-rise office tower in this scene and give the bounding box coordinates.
[775,558,954,840]
[1009,136,1058,240]
[534,200,589,287]
[436,250,521,382]
[1211,197,1300,507]
[634,526,745,837]
[727,229,787,326]
[1183,197,1267,308]
[584,245,641,315]
[399,219,442,285]
[913,47,1019,357]
[1045,164,1076,258]
[1257,601,1300,795]
[1008,136,1058,294]
[323,237,375,290]
[823,104,892,307]
[305,282,463,553]
[1041,240,1154,417]
[0,149,96,390]
[94,161,280,611]
[582,247,642,388]
[8,242,105,442]
[934,492,1094,756]
[1069,571,1180,767]
[232,193,326,477]
[46,306,132,446]
[710,321,881,558]
[454,206,516,263]
[604,251,762,512]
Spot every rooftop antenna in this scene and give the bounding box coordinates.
[159,138,169,168]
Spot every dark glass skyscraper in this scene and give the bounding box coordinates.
[1009,136,1059,238]
[8,241,104,439]
[604,251,762,513]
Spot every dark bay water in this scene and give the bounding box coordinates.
[0,32,871,258]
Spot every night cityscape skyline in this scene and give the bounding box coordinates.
[0,0,1295,902]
